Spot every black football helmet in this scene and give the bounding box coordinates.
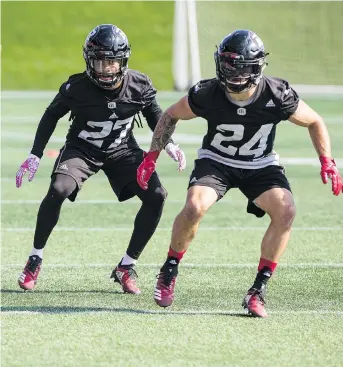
[214,30,268,93]
[83,24,131,89]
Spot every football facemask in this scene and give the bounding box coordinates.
[90,59,123,87]
[217,52,265,93]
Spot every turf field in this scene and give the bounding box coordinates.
[1,1,174,90]
[2,1,343,89]
[1,93,343,367]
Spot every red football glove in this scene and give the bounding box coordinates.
[137,151,160,190]
[319,156,343,196]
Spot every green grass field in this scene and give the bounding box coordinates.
[1,1,173,90]
[197,1,343,85]
[1,93,343,366]
[2,1,343,90]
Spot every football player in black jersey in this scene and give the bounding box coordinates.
[16,24,186,294]
[137,29,342,317]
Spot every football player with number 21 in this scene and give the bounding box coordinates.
[16,24,186,294]
[137,29,342,317]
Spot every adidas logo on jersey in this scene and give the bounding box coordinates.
[109,112,118,119]
[58,164,68,170]
[265,99,275,107]
[190,177,197,184]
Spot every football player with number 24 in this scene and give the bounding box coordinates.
[137,29,342,317]
[16,24,186,294]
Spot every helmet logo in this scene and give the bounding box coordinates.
[85,27,98,45]
[237,108,246,115]
[116,27,126,39]
[251,33,264,49]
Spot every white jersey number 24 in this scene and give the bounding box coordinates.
[210,123,274,158]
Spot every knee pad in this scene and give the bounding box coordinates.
[50,174,78,200]
[144,186,168,208]
[156,186,168,202]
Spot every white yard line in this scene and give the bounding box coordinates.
[278,158,343,166]
[2,87,343,100]
[2,116,70,124]
[2,131,66,143]
[3,130,343,160]
[2,226,342,232]
[0,199,186,205]
[2,309,342,316]
[0,176,182,182]
[1,199,244,205]
[1,157,343,169]
[2,116,342,125]
[3,263,343,269]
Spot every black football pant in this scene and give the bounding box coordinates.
[33,173,167,260]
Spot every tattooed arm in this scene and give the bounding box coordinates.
[137,96,197,189]
[150,111,178,151]
[149,96,197,152]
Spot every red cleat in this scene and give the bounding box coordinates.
[154,265,178,308]
[18,256,42,290]
[110,264,141,295]
[242,288,268,318]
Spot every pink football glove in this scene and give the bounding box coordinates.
[319,156,342,196]
[16,154,40,188]
[164,142,187,171]
[137,151,160,190]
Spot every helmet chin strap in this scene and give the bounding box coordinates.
[102,79,123,90]
[97,73,118,84]
[91,68,124,89]
[226,81,252,94]
[226,72,262,94]
[227,85,247,94]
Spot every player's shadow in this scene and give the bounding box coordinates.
[1,305,250,318]
[1,288,251,318]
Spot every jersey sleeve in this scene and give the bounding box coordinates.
[188,81,209,118]
[30,92,70,158]
[277,81,299,120]
[142,75,157,108]
[141,97,163,130]
[58,80,77,106]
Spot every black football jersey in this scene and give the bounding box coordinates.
[31,70,160,158]
[188,76,299,169]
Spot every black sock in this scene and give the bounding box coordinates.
[164,256,180,268]
[161,257,179,280]
[251,266,273,291]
